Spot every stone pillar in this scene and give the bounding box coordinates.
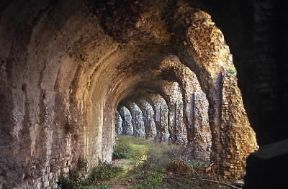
[192,91,211,161]
[136,99,157,139]
[126,102,145,137]
[149,94,169,142]
[115,111,123,135]
[118,106,133,136]
[220,73,258,178]
[161,81,187,144]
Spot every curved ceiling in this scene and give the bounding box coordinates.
[0,0,259,188]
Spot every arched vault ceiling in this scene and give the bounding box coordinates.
[0,0,258,188]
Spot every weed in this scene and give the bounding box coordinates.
[186,159,207,168]
[88,163,123,183]
[113,136,148,161]
[58,157,88,189]
[227,67,237,75]
[77,158,89,170]
[58,161,121,189]
[69,157,88,180]
[78,184,110,189]
[132,172,164,189]
[166,159,194,176]
[113,142,132,159]
[57,175,76,189]
[59,136,236,189]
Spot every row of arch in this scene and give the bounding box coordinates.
[112,55,214,161]
[115,75,212,161]
[0,1,259,187]
[115,90,212,161]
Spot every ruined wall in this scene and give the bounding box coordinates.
[115,111,123,135]
[0,1,125,187]
[0,0,259,188]
[136,99,157,139]
[189,0,288,145]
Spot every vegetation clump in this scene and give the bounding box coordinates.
[58,159,123,189]
[166,159,194,176]
[59,136,240,189]
[87,163,123,183]
[113,142,131,159]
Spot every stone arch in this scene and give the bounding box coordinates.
[135,98,157,139]
[162,81,187,145]
[147,94,169,142]
[118,106,133,136]
[123,101,145,137]
[159,55,211,161]
[115,111,123,135]
[171,3,258,175]
[0,1,259,187]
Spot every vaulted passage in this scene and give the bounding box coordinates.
[3,0,286,188]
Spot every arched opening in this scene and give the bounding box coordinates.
[0,1,262,188]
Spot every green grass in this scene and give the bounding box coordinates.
[78,184,110,189]
[59,136,237,189]
[58,162,123,189]
[112,142,131,159]
[132,172,164,189]
[113,136,148,161]
[113,136,183,188]
[87,163,123,183]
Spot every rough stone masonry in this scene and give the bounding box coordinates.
[0,0,259,188]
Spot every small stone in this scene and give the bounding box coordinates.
[234,180,244,187]
[43,181,49,187]
[223,170,231,176]
[63,167,69,174]
[36,182,42,189]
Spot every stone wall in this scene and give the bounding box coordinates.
[0,0,259,188]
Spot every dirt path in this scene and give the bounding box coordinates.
[63,136,240,189]
[110,158,140,189]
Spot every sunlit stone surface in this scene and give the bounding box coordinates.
[0,0,263,188]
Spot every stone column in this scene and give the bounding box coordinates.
[115,111,123,135]
[136,99,157,139]
[118,106,133,136]
[126,102,145,137]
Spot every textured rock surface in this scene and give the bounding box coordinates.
[159,56,211,160]
[0,0,262,188]
[161,81,187,144]
[220,73,258,178]
[193,91,211,161]
[136,99,157,139]
[149,94,169,142]
[125,102,145,137]
[118,106,133,136]
[115,111,123,135]
[172,3,258,176]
